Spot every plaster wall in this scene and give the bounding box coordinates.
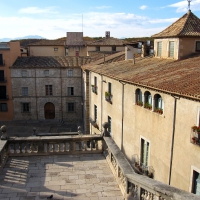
[67,46,87,56]
[29,46,65,56]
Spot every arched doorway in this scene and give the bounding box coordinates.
[44,102,55,119]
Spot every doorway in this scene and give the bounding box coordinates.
[44,102,55,119]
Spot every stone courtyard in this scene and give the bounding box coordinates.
[0,154,124,200]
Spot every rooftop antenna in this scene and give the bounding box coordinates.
[187,0,192,11]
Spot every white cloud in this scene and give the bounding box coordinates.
[168,0,200,12]
[18,6,58,14]
[0,12,178,39]
[95,6,111,9]
[140,5,147,10]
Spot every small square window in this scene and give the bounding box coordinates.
[54,48,58,51]
[68,70,73,77]
[22,70,27,77]
[196,41,200,52]
[44,70,49,77]
[22,87,28,96]
[0,103,7,112]
[21,103,30,112]
[68,103,75,112]
[68,87,74,96]
[112,46,116,51]
[96,46,100,51]
[0,54,3,65]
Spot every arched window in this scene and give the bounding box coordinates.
[144,91,152,110]
[135,88,143,106]
[154,94,163,114]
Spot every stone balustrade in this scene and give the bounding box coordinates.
[0,135,200,199]
[103,137,200,200]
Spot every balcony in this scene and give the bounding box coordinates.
[132,154,154,178]
[191,126,200,146]
[0,132,199,199]
[91,85,97,94]
[0,94,9,100]
[105,92,112,104]
[0,77,7,82]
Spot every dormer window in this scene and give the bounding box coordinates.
[169,41,175,58]
[196,41,200,52]
[157,42,162,57]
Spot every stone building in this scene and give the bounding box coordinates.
[10,56,93,122]
[82,10,200,195]
[0,41,21,120]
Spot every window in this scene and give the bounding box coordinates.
[108,116,111,135]
[22,87,28,96]
[68,103,75,112]
[169,41,175,58]
[75,51,79,56]
[157,42,162,57]
[68,69,73,77]
[192,170,200,195]
[196,41,200,52]
[112,46,116,51]
[0,70,5,81]
[44,70,49,77]
[108,82,112,94]
[66,48,69,56]
[54,48,58,51]
[144,91,152,109]
[0,103,7,112]
[136,88,143,106]
[0,54,3,65]
[154,94,163,114]
[0,86,6,99]
[94,105,97,122]
[141,138,149,167]
[22,70,27,77]
[96,46,100,51]
[68,87,74,96]
[21,103,30,113]
[45,85,53,95]
[94,76,97,87]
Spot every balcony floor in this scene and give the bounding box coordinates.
[0,154,123,200]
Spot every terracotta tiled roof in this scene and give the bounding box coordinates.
[86,37,125,46]
[12,56,93,68]
[82,55,200,101]
[28,40,65,46]
[152,10,200,38]
[11,52,126,68]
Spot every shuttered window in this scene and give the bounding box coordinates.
[157,42,162,57]
[169,41,175,58]
[141,139,149,167]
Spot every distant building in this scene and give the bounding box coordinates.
[0,41,20,120]
[82,10,200,195]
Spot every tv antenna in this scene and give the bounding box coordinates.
[187,0,192,10]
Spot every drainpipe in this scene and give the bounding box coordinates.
[119,81,126,151]
[168,95,180,185]
[35,69,38,120]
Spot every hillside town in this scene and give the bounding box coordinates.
[0,8,200,200]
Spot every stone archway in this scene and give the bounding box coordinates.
[44,102,55,119]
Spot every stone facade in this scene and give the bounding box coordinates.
[10,66,83,122]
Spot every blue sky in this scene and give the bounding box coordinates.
[1,0,200,39]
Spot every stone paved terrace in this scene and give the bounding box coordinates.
[0,154,124,200]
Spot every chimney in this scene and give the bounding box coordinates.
[105,31,110,38]
[125,45,138,61]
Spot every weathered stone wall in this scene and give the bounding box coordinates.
[11,67,83,122]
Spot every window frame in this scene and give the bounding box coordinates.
[22,70,27,77]
[0,103,8,112]
[196,41,200,52]
[44,70,50,77]
[157,42,162,57]
[112,46,116,52]
[68,69,73,77]
[140,137,150,167]
[21,102,30,113]
[67,102,75,112]
[54,47,58,51]
[96,46,100,51]
[67,87,74,96]
[45,85,53,95]
[22,87,28,96]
